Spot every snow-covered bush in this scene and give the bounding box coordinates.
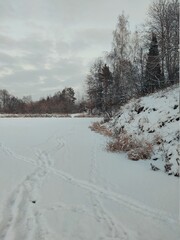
[106,132,135,152]
[128,143,152,160]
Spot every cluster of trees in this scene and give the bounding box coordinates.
[0,89,25,114]
[86,0,179,116]
[1,0,178,116]
[0,87,83,114]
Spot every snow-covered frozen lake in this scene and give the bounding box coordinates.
[0,118,179,240]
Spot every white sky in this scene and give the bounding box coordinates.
[0,0,153,100]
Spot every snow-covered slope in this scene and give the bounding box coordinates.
[105,85,179,176]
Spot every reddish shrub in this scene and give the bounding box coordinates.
[107,133,152,160]
[89,122,113,137]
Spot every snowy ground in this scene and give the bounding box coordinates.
[0,118,179,240]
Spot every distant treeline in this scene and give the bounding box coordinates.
[86,0,179,117]
[0,87,86,114]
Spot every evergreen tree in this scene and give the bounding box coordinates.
[61,87,76,113]
[86,59,104,114]
[144,33,163,93]
[99,64,113,116]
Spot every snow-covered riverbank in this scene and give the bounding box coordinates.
[103,85,179,177]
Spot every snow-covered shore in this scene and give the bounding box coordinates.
[0,113,71,118]
[104,85,179,176]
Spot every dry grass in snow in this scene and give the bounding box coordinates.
[106,131,152,160]
[89,121,113,137]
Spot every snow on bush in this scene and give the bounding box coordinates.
[107,132,135,152]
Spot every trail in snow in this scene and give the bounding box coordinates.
[0,139,177,227]
[0,118,179,240]
[0,123,75,240]
[0,139,178,226]
[89,134,129,240]
[0,138,65,240]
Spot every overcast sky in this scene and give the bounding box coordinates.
[0,0,152,100]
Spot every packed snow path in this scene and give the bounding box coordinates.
[0,118,179,240]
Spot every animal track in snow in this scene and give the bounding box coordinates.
[0,145,54,240]
[89,136,129,240]
[1,141,176,226]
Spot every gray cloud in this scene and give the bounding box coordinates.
[0,0,152,99]
[0,55,86,99]
[0,52,17,65]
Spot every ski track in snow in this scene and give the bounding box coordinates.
[0,140,177,224]
[49,165,178,225]
[0,146,55,240]
[89,135,128,240]
[0,124,178,240]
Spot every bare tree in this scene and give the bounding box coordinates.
[147,0,179,84]
[108,13,135,105]
[130,30,147,95]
